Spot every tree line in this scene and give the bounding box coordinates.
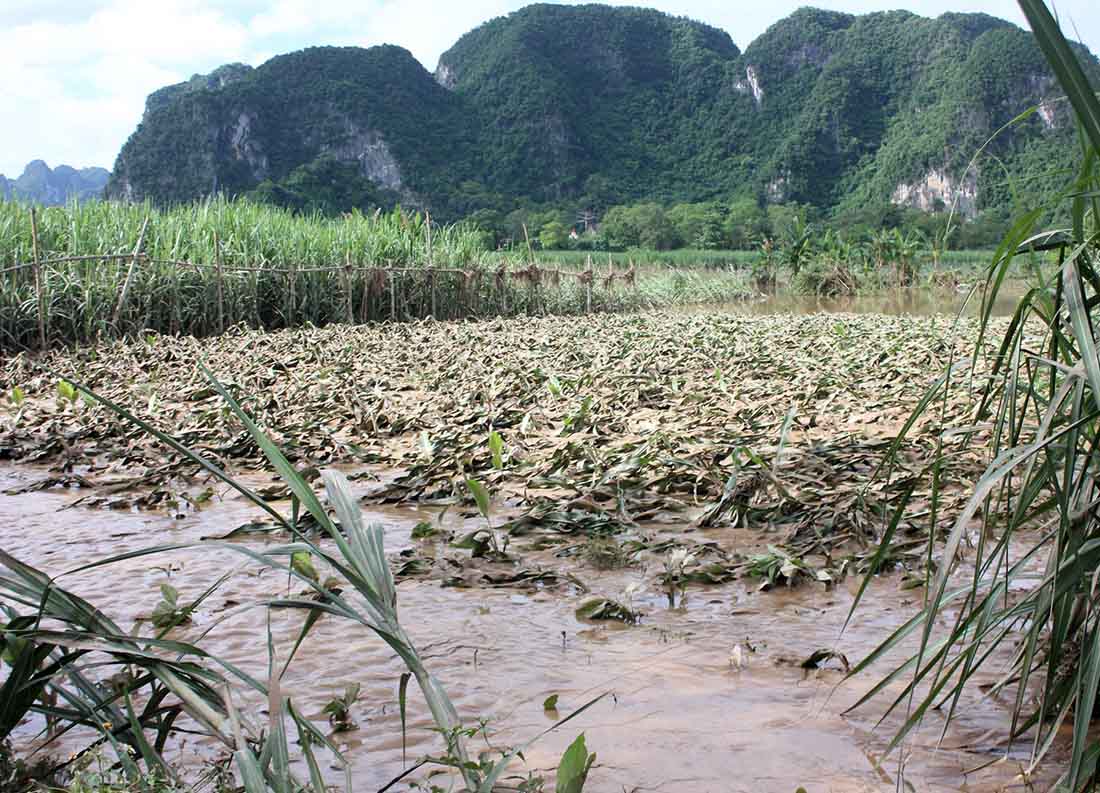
[463,199,1014,253]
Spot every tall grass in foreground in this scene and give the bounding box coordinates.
[0,365,600,792]
[0,199,753,351]
[852,2,1100,789]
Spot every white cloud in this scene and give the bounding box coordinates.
[0,0,1097,177]
[349,0,515,68]
[85,1,250,62]
[251,1,323,36]
[0,0,257,175]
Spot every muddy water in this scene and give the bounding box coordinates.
[688,283,1028,318]
[3,463,1062,793]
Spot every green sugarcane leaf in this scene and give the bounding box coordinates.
[467,477,491,520]
[489,430,504,470]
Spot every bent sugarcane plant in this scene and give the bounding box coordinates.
[849,2,1100,789]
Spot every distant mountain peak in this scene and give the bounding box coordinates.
[1,160,110,205]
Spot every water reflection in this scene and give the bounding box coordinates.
[687,283,1030,318]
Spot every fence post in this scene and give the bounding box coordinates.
[344,252,354,325]
[112,214,150,335]
[585,254,593,314]
[170,262,179,336]
[252,267,260,329]
[390,266,397,320]
[425,211,433,265]
[30,208,46,350]
[214,231,225,333]
[288,260,296,327]
[360,267,369,323]
[425,212,437,319]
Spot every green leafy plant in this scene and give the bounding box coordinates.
[574,598,638,624]
[743,546,821,589]
[555,733,596,793]
[148,583,193,630]
[489,430,505,470]
[56,379,76,403]
[321,683,361,732]
[465,476,508,558]
[850,4,1100,788]
[411,520,442,540]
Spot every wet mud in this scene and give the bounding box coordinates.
[2,461,1063,793]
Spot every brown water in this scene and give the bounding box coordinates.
[694,283,1028,319]
[2,463,1063,793]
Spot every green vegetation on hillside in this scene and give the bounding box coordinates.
[109,45,491,217]
[106,4,1100,229]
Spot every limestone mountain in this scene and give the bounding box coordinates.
[2,160,110,205]
[106,3,1100,221]
[108,45,479,214]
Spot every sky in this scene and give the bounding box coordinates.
[1,0,1096,178]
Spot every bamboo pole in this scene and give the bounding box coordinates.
[288,260,297,327]
[252,267,260,329]
[30,208,46,349]
[214,231,225,333]
[522,224,533,265]
[425,211,433,267]
[112,215,150,334]
[426,212,437,318]
[344,252,354,324]
[585,254,593,314]
[170,261,179,336]
[521,225,545,315]
[390,265,397,320]
[360,267,370,323]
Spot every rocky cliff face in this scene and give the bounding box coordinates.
[892,169,979,217]
[107,45,469,212]
[0,160,110,205]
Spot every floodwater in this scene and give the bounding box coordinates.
[694,283,1029,319]
[2,461,1064,793]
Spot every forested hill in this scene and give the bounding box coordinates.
[106,3,1100,222]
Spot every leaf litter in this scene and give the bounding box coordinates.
[1,312,1003,607]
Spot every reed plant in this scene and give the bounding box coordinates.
[851,2,1100,788]
[0,364,601,792]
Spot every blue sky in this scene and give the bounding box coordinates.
[1,0,1096,177]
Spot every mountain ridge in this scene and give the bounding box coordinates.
[1,160,110,206]
[105,3,1100,223]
